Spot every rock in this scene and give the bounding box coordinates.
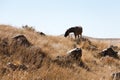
[54,48,89,70]
[12,34,31,47]
[67,48,82,60]
[99,47,118,58]
[54,48,82,67]
[7,62,28,71]
[7,62,18,71]
[18,64,28,70]
[37,32,46,36]
[111,72,120,80]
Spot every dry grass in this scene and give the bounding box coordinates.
[0,24,120,80]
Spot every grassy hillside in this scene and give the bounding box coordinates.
[0,25,120,80]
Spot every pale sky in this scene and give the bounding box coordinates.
[0,0,120,38]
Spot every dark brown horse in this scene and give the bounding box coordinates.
[64,26,83,39]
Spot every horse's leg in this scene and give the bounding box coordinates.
[80,34,82,39]
[76,34,80,44]
[78,35,80,39]
[78,35,80,41]
[74,33,76,39]
[80,34,82,41]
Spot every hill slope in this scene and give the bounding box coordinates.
[0,25,120,80]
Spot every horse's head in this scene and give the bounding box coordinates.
[64,30,69,37]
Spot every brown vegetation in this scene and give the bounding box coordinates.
[0,25,120,80]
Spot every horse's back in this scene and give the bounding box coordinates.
[75,26,83,34]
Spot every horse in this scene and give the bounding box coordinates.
[64,26,83,39]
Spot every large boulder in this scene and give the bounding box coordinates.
[67,48,82,60]
[99,47,118,58]
[11,34,31,47]
[54,48,89,70]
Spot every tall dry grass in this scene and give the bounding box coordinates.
[0,24,120,80]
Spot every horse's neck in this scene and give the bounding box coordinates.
[68,28,74,33]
